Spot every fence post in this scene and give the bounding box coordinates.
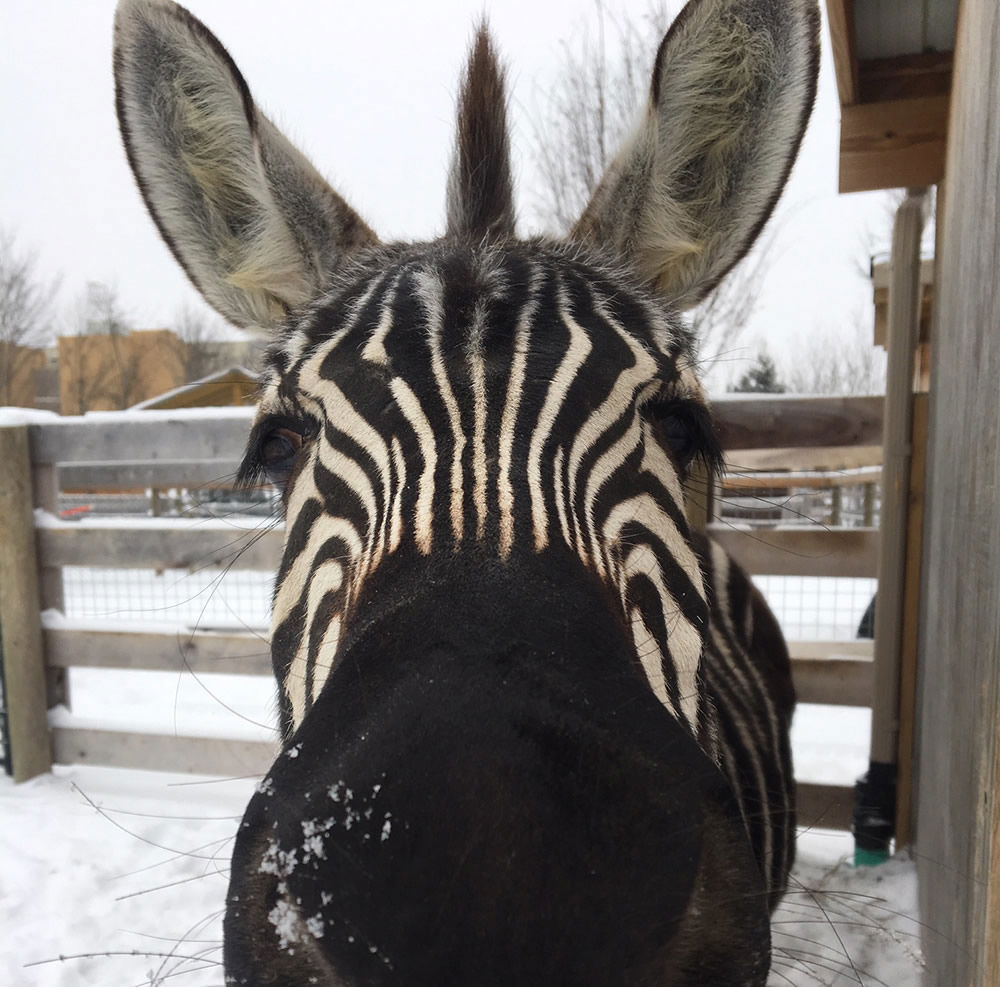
[0,426,52,781]
[855,187,929,864]
[32,462,69,710]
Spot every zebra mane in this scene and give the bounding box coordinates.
[445,23,516,242]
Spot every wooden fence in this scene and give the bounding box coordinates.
[0,396,886,829]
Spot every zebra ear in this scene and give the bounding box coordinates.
[114,0,377,331]
[570,0,819,310]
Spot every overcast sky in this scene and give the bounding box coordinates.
[1,0,895,390]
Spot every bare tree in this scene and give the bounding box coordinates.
[61,282,146,412]
[527,1,776,372]
[0,229,58,406]
[785,315,887,395]
[172,303,228,382]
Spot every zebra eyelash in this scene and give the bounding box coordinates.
[237,415,316,490]
[643,398,724,478]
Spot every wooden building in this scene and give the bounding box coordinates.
[57,328,186,415]
[130,366,259,410]
[830,1,1000,982]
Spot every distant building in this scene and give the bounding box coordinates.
[131,366,259,410]
[58,328,186,415]
[0,342,48,408]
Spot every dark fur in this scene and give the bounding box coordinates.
[226,551,772,986]
[446,24,516,241]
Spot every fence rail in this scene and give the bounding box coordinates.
[1,397,885,830]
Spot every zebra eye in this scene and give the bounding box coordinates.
[646,399,719,474]
[655,413,698,468]
[259,427,303,474]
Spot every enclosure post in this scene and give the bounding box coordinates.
[830,486,842,526]
[32,462,69,710]
[854,187,928,864]
[862,481,875,527]
[0,426,53,781]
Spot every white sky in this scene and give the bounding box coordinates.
[0,0,895,390]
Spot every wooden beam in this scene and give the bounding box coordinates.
[44,626,272,676]
[60,459,246,492]
[792,653,873,708]
[858,52,953,104]
[51,726,276,777]
[721,469,880,491]
[725,445,883,472]
[28,410,254,465]
[797,781,854,831]
[826,0,858,105]
[37,521,284,571]
[840,94,949,193]
[707,525,878,578]
[0,427,52,781]
[895,392,928,846]
[915,0,1000,977]
[712,396,883,450]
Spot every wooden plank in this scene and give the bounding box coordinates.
[857,51,953,104]
[28,410,254,465]
[0,427,53,781]
[826,0,858,105]
[916,1,1000,980]
[708,525,878,578]
[32,463,69,711]
[37,522,284,571]
[792,654,873,708]
[51,726,276,776]
[44,626,272,676]
[895,392,928,846]
[797,782,854,832]
[840,94,949,193]
[711,396,882,451]
[787,640,872,661]
[60,459,246,492]
[724,445,882,472]
[721,469,880,491]
[869,188,928,768]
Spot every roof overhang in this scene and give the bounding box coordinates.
[827,0,958,193]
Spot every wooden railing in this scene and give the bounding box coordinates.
[1,397,884,829]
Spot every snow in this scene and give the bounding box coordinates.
[21,406,257,426]
[0,407,61,425]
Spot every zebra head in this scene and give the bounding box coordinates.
[114,1,818,984]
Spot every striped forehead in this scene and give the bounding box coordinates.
[258,245,696,406]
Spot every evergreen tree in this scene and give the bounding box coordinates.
[731,350,786,393]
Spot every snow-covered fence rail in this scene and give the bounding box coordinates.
[1,398,886,828]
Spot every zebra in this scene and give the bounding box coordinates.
[113,0,818,983]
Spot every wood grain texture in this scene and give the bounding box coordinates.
[712,395,883,450]
[915,0,1000,980]
[840,94,948,193]
[51,726,276,777]
[895,393,928,846]
[28,411,253,465]
[60,459,245,491]
[825,0,858,105]
[37,523,283,571]
[707,525,878,578]
[0,428,52,781]
[44,626,272,676]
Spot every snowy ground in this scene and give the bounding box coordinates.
[1,565,926,985]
